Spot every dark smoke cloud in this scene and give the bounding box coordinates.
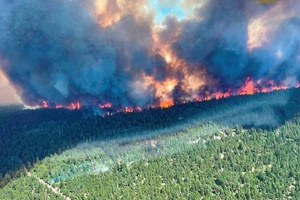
[0,0,299,108]
[0,0,165,107]
[170,0,300,89]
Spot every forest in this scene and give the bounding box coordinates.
[0,88,299,199]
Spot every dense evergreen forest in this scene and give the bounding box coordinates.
[1,116,299,199]
[0,88,299,198]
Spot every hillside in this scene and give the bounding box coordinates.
[0,89,300,199]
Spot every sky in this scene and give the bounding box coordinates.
[150,0,186,22]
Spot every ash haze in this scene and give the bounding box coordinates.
[0,69,21,105]
[0,0,299,109]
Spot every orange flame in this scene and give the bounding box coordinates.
[122,106,143,113]
[99,103,112,109]
[38,77,296,111]
[239,77,257,95]
[124,107,134,113]
[55,105,63,109]
[160,99,174,108]
[68,102,81,110]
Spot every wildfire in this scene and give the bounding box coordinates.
[123,107,134,113]
[67,102,81,110]
[42,101,49,108]
[237,78,289,96]
[215,89,232,100]
[5,0,299,113]
[160,99,174,108]
[123,106,142,113]
[135,107,142,112]
[238,77,257,95]
[265,80,288,91]
[99,103,112,109]
[38,76,296,112]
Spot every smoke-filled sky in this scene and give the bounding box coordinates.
[0,69,21,105]
[0,0,299,108]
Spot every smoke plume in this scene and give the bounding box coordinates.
[0,0,299,109]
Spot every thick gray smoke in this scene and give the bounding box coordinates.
[170,0,300,89]
[0,0,299,108]
[0,0,165,107]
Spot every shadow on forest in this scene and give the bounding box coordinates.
[1,88,300,187]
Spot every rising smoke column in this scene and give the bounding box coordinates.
[169,0,300,92]
[0,0,299,109]
[0,0,165,108]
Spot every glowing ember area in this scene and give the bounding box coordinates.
[124,107,134,113]
[55,105,63,109]
[38,76,295,112]
[237,78,289,95]
[99,103,112,109]
[239,77,257,95]
[192,77,292,103]
[68,102,81,110]
[135,107,142,112]
[41,101,81,110]
[0,0,299,111]
[123,106,142,113]
[214,90,232,100]
[160,100,174,108]
[42,101,49,108]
